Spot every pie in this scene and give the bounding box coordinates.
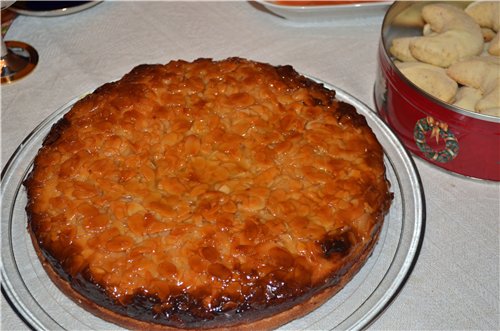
[25,57,393,330]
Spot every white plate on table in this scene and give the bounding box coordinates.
[1,79,424,330]
[256,0,392,22]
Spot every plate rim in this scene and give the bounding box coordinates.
[258,0,392,10]
[255,0,393,21]
[9,1,101,17]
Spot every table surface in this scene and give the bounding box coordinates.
[1,1,499,330]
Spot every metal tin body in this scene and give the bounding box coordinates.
[374,1,500,181]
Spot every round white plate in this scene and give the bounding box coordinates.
[255,1,392,22]
[1,80,424,330]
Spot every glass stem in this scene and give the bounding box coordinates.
[1,38,8,58]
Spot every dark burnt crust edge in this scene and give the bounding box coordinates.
[23,58,392,330]
[25,199,385,330]
[26,214,384,331]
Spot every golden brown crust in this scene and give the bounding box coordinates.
[25,57,392,330]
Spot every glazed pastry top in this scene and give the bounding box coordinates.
[25,57,391,328]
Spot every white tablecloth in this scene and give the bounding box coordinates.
[1,1,499,330]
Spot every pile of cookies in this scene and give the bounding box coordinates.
[390,1,500,117]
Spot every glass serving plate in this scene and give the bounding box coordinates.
[1,81,424,330]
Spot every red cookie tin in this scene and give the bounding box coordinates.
[374,1,500,181]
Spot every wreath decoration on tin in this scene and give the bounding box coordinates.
[414,116,459,163]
